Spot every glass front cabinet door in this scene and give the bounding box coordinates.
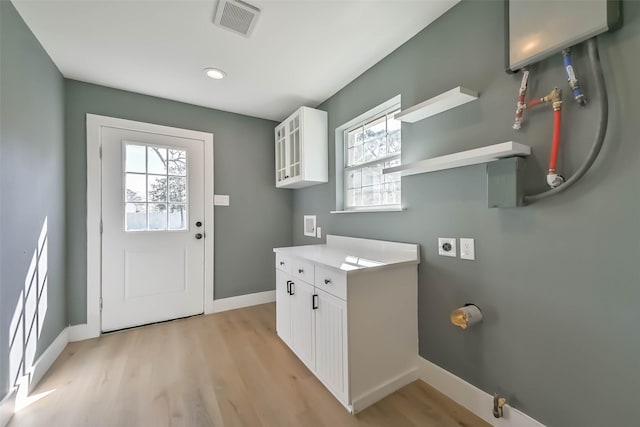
[274,106,328,189]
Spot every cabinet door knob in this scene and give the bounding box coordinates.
[195,233,203,240]
[324,279,331,285]
[280,261,285,266]
[298,269,304,274]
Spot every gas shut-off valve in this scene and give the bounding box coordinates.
[493,394,506,418]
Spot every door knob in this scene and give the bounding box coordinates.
[195,221,202,227]
[195,233,203,239]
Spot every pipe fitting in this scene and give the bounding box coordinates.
[547,173,565,188]
[493,394,506,418]
[542,87,563,109]
[513,69,530,130]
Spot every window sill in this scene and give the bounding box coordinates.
[330,207,405,214]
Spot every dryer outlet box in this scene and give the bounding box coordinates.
[438,238,457,258]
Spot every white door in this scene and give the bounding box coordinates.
[276,270,292,346]
[101,125,206,331]
[315,288,348,401]
[290,279,315,370]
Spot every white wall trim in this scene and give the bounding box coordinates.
[417,357,546,427]
[0,328,70,427]
[334,94,401,211]
[26,329,69,395]
[0,388,16,427]
[211,290,275,314]
[68,324,94,342]
[351,367,418,414]
[86,114,214,337]
[204,300,216,315]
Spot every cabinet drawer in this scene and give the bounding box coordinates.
[275,253,292,274]
[292,259,315,284]
[315,266,347,300]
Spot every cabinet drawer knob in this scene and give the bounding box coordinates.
[280,261,285,266]
[298,268,304,274]
[324,279,331,285]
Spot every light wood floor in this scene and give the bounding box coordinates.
[9,303,489,427]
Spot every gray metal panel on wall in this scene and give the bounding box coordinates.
[292,1,640,426]
[64,80,292,324]
[1,1,66,400]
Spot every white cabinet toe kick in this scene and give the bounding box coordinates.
[274,235,420,413]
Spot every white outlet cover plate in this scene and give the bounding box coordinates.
[460,238,475,260]
[438,238,457,257]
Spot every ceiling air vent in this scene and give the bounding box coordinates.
[213,0,260,37]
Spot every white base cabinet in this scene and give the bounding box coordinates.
[314,288,348,402]
[274,235,419,413]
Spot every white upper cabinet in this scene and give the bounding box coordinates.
[275,106,328,189]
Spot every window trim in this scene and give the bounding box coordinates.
[334,95,402,213]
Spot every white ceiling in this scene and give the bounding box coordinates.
[12,0,459,121]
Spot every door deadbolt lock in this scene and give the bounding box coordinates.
[195,221,202,227]
[195,233,203,240]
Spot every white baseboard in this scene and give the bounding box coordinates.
[417,357,545,427]
[351,367,419,414]
[0,388,16,427]
[211,290,276,314]
[26,328,69,395]
[68,323,98,342]
[0,328,70,427]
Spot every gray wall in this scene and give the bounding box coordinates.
[0,1,66,400]
[65,80,292,324]
[293,1,639,426]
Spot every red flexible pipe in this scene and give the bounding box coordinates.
[549,109,562,172]
[526,98,543,108]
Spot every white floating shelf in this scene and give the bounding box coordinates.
[394,86,478,123]
[382,141,531,177]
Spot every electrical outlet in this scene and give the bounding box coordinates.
[438,238,457,257]
[460,238,475,260]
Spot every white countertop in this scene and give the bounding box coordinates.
[273,235,419,273]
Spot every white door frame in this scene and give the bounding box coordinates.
[83,114,214,339]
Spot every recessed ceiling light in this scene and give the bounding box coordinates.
[204,68,226,80]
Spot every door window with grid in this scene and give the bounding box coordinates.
[124,142,188,231]
[344,106,401,210]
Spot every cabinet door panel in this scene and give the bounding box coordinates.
[315,288,348,401]
[276,270,292,347]
[287,113,301,181]
[290,279,315,370]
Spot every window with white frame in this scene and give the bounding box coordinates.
[342,102,401,210]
